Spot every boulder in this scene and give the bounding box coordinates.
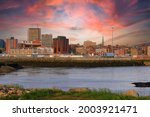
[69,88,90,92]
[0,66,16,74]
[132,82,150,87]
[0,85,24,97]
[0,92,6,97]
[123,90,139,97]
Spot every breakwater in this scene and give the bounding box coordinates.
[0,57,145,67]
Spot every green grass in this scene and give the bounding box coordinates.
[1,88,150,100]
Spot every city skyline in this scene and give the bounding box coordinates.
[0,0,150,45]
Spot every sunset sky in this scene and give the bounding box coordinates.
[0,0,150,45]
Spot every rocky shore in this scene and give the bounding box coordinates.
[0,66,16,74]
[0,85,149,100]
[0,63,23,74]
[0,85,24,97]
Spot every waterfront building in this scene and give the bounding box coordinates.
[18,40,41,49]
[96,47,107,55]
[114,49,125,57]
[41,34,52,47]
[147,46,150,56]
[86,46,96,55]
[28,28,41,42]
[130,48,138,56]
[36,46,53,55]
[0,39,5,48]
[75,46,86,55]
[9,49,32,57]
[6,37,18,54]
[69,44,80,54]
[83,40,96,48]
[53,36,69,54]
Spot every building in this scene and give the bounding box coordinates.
[18,40,41,49]
[131,48,138,56]
[147,46,150,56]
[96,47,107,55]
[76,46,86,55]
[69,44,80,54]
[83,40,96,48]
[0,39,5,48]
[41,34,52,47]
[6,37,18,54]
[86,46,96,55]
[28,28,41,42]
[36,46,53,55]
[9,49,32,57]
[53,36,69,54]
[114,49,125,57]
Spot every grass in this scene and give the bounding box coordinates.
[0,87,150,100]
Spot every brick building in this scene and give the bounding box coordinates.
[6,37,18,54]
[53,36,69,54]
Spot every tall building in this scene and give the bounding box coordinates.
[28,28,41,42]
[0,39,5,48]
[53,36,69,54]
[6,37,18,54]
[41,34,53,47]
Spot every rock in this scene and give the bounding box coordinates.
[0,91,6,97]
[69,88,90,92]
[0,66,16,74]
[132,82,150,87]
[0,85,24,97]
[123,90,139,97]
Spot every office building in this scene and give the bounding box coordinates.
[6,37,18,54]
[28,28,41,42]
[0,39,5,48]
[53,36,69,54]
[41,34,52,47]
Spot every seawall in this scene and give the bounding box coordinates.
[0,57,145,67]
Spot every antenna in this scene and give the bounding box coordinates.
[37,24,39,28]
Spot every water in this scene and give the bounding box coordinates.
[0,66,150,96]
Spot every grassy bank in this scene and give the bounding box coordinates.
[0,57,145,67]
[0,85,150,100]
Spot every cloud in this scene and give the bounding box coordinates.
[0,0,149,45]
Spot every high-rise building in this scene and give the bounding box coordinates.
[53,36,69,54]
[28,28,41,42]
[6,37,18,54]
[0,39,5,48]
[41,34,52,47]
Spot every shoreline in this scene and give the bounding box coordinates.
[0,85,150,100]
[0,57,147,68]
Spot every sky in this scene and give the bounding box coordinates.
[0,0,150,45]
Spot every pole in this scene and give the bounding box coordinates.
[112,26,114,54]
